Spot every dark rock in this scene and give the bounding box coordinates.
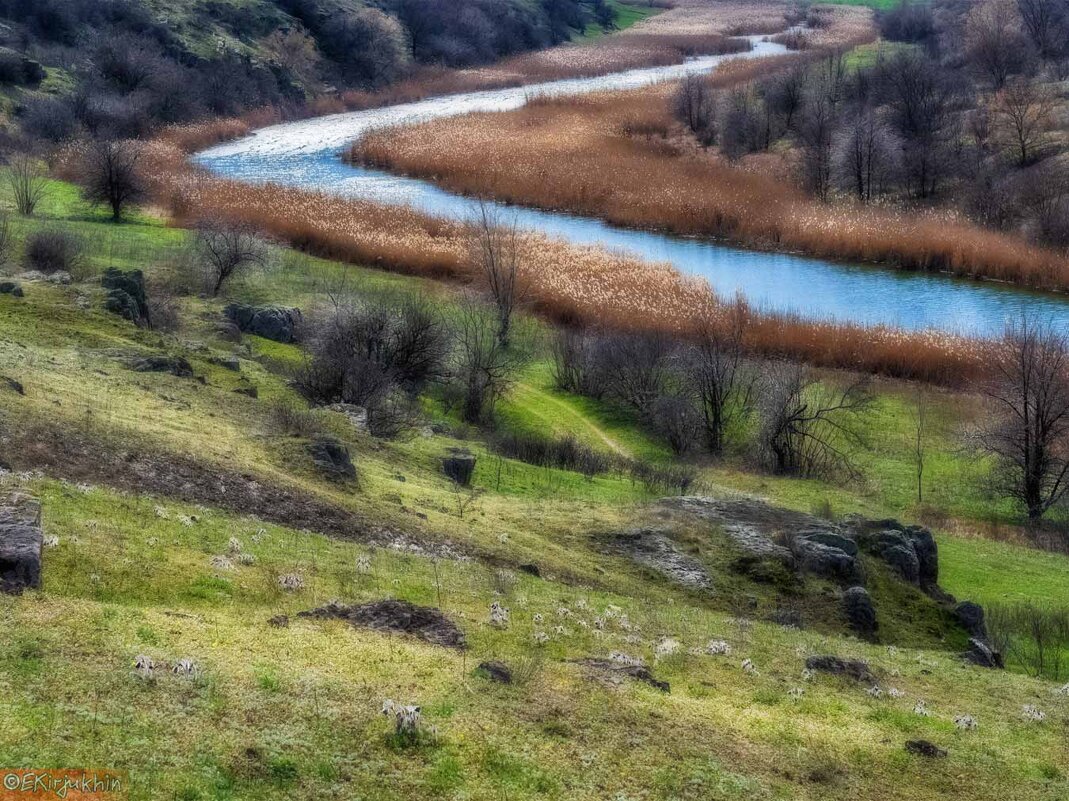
[954,601,988,640]
[477,661,512,684]
[442,449,476,486]
[882,544,921,584]
[962,637,1004,669]
[0,281,22,297]
[605,528,712,590]
[805,655,875,683]
[518,563,542,578]
[267,614,289,628]
[0,49,45,86]
[577,658,670,692]
[905,740,947,758]
[299,599,467,649]
[129,356,194,377]
[1,376,25,395]
[904,526,939,588]
[233,386,258,398]
[792,538,863,584]
[328,403,369,432]
[842,586,878,639]
[102,269,149,326]
[0,494,43,594]
[212,356,241,372]
[800,530,858,556]
[307,438,356,480]
[729,554,796,587]
[224,304,302,343]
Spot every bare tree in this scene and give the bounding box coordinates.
[595,331,675,416]
[835,105,897,202]
[912,389,928,505]
[974,317,1069,520]
[1015,0,1069,59]
[195,222,268,296]
[469,204,524,347]
[453,298,522,424]
[674,73,716,142]
[79,138,146,222]
[991,79,1058,166]
[965,0,1033,89]
[684,300,758,455]
[797,86,836,201]
[757,363,872,479]
[8,153,48,216]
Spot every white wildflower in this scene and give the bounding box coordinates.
[888,687,905,699]
[913,700,930,716]
[533,631,549,645]
[43,535,60,548]
[209,555,233,571]
[277,573,304,591]
[171,658,199,678]
[867,685,883,699]
[356,554,372,573]
[236,552,256,566]
[489,601,510,628]
[381,699,421,735]
[609,652,644,667]
[133,655,156,680]
[706,639,732,656]
[742,659,758,676]
[557,607,571,618]
[801,668,814,681]
[227,537,243,553]
[533,613,544,624]
[954,714,978,730]
[1022,705,1046,722]
[788,686,805,699]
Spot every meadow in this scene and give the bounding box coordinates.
[3,175,1069,799]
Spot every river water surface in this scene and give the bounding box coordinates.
[197,38,1069,337]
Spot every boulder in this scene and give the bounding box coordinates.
[0,281,22,297]
[905,740,947,758]
[518,563,542,578]
[605,528,713,591]
[0,494,43,594]
[804,655,875,683]
[299,599,467,649]
[211,356,241,372]
[129,355,194,377]
[442,449,476,486]
[18,270,71,285]
[102,268,149,326]
[904,526,939,588]
[881,544,921,585]
[307,438,356,480]
[328,403,369,432]
[477,661,512,684]
[800,530,858,556]
[954,601,988,641]
[792,538,863,584]
[962,637,1004,669]
[1,376,24,395]
[576,658,670,692]
[842,586,878,639]
[224,304,301,343]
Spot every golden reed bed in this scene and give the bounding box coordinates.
[138,2,988,386]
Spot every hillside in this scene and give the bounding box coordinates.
[1,174,1069,800]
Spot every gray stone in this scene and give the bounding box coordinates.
[800,530,858,556]
[954,601,988,640]
[904,526,939,588]
[0,494,43,594]
[962,637,1004,669]
[477,661,512,684]
[329,403,369,432]
[792,538,863,584]
[102,268,149,326]
[660,497,795,565]
[129,356,194,377]
[842,586,878,639]
[442,449,476,486]
[224,304,302,343]
[905,740,947,758]
[0,281,22,297]
[307,438,356,480]
[1,376,24,395]
[805,654,875,682]
[606,528,712,591]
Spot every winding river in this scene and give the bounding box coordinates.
[197,37,1069,337]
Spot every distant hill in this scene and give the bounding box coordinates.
[0,0,609,141]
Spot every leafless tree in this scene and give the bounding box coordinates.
[912,389,928,505]
[8,153,48,216]
[835,106,897,202]
[797,86,836,201]
[595,331,675,416]
[453,297,522,424]
[991,79,1058,166]
[195,222,268,296]
[674,73,715,141]
[78,138,146,221]
[965,0,1033,89]
[684,300,758,455]
[757,363,872,479]
[1015,0,1069,59]
[469,203,524,347]
[974,317,1069,520]
[765,67,809,133]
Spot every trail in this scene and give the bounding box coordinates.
[513,381,633,459]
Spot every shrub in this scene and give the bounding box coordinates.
[491,432,614,477]
[987,602,1069,680]
[23,229,84,275]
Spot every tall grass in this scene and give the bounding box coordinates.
[353,84,1069,294]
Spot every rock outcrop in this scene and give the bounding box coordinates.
[442,449,476,486]
[224,304,302,343]
[0,494,43,594]
[299,599,467,649]
[307,438,356,480]
[842,586,878,639]
[604,528,713,591]
[102,268,150,327]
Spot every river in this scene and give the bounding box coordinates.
[196,37,1069,337]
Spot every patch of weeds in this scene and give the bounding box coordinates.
[186,574,233,602]
[135,625,159,645]
[267,755,300,787]
[256,668,282,694]
[427,752,465,794]
[482,746,558,794]
[752,688,783,706]
[425,698,457,719]
[653,759,765,799]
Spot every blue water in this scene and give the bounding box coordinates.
[197,40,1069,337]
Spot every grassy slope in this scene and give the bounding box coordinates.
[575,0,662,39]
[1,181,1069,798]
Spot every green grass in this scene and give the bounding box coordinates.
[575,0,662,40]
[817,0,903,10]
[3,179,1069,799]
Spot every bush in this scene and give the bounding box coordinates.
[491,432,614,477]
[987,602,1069,680]
[23,229,84,275]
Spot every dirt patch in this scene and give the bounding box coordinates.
[574,658,670,692]
[298,599,467,650]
